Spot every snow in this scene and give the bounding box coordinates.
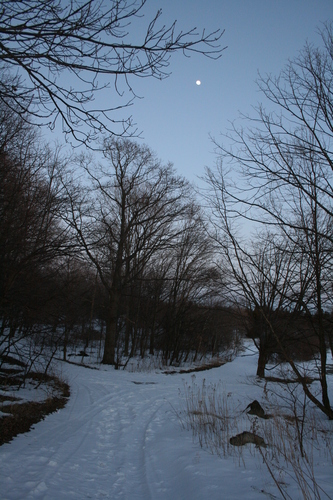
[0,345,332,500]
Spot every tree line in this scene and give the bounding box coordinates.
[0,103,238,370]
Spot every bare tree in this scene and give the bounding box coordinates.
[0,0,225,146]
[161,210,216,364]
[68,137,194,365]
[211,22,333,228]
[206,22,333,418]
[203,172,294,376]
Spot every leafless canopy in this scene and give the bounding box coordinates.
[204,22,333,418]
[0,0,225,145]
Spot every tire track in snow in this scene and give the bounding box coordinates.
[0,362,184,500]
[109,387,160,499]
[45,374,163,498]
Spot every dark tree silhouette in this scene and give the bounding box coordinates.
[68,137,195,365]
[205,22,333,419]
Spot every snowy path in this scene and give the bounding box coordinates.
[1,354,332,499]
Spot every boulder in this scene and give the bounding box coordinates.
[229,431,266,447]
[246,400,266,418]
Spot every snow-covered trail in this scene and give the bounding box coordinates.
[2,352,330,500]
[1,365,184,499]
[0,357,264,500]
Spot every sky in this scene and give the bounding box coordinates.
[115,0,333,184]
[43,1,333,184]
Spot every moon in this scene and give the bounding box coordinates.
[196,80,201,86]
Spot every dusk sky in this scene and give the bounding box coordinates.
[116,0,333,184]
[41,1,333,184]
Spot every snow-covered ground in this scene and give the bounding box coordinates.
[0,345,332,500]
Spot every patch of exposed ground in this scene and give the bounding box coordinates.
[164,358,227,375]
[0,373,70,446]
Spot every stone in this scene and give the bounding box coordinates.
[229,431,266,447]
[246,400,266,418]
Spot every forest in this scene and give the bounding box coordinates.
[0,1,332,424]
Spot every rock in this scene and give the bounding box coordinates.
[246,400,266,418]
[229,431,267,447]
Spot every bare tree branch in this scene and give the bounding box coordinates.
[0,0,226,146]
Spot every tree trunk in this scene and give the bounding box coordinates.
[328,328,333,358]
[124,301,131,357]
[149,326,155,355]
[102,320,116,365]
[256,346,267,378]
[318,314,332,418]
[102,291,120,365]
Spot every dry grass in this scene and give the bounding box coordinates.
[179,376,333,499]
[255,412,333,500]
[0,373,70,446]
[178,376,244,459]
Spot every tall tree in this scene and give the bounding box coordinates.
[68,137,193,365]
[161,210,216,364]
[206,23,333,418]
